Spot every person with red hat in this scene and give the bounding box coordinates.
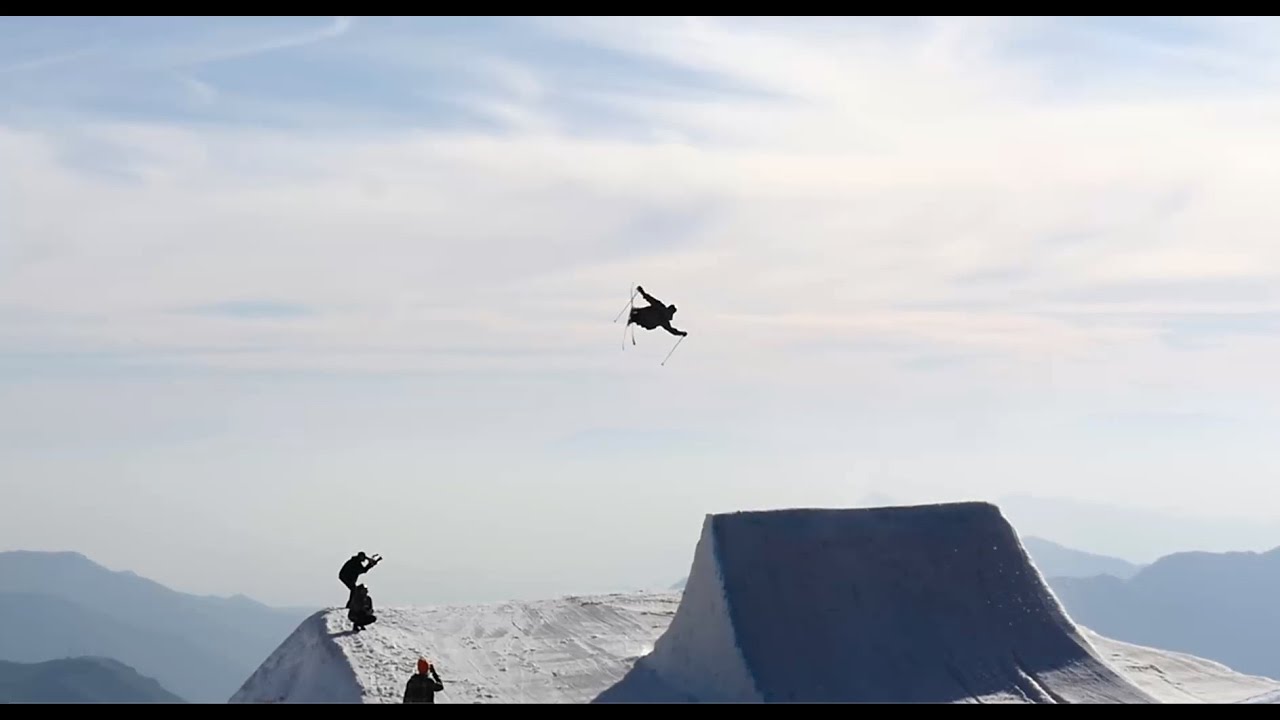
[403,657,444,703]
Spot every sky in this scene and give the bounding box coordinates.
[4,16,1280,608]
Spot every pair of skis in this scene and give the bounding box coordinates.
[613,285,685,366]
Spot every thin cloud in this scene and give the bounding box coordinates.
[10,17,1280,608]
[174,72,218,106]
[3,17,1280,381]
[0,46,97,75]
[175,16,354,67]
[178,301,316,320]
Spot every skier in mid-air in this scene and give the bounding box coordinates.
[627,285,688,338]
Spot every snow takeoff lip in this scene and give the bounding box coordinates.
[599,501,1159,703]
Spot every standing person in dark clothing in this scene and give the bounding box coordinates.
[339,552,380,592]
[404,658,444,703]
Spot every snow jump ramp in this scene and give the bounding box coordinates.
[596,501,1158,703]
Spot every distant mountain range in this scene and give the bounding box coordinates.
[1020,536,1142,580]
[995,493,1280,564]
[0,657,183,703]
[851,491,1280,564]
[1047,546,1280,681]
[0,551,315,702]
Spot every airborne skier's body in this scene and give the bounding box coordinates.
[627,285,687,338]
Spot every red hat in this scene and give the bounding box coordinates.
[417,658,430,674]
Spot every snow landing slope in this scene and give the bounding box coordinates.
[1082,627,1280,704]
[605,502,1159,703]
[1243,688,1280,703]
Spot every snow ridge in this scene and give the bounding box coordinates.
[230,610,363,703]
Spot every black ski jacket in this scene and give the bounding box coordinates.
[404,672,444,703]
[339,555,369,584]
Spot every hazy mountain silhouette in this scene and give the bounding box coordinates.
[0,656,183,703]
[1021,537,1142,580]
[998,494,1280,563]
[0,592,239,702]
[1048,546,1280,680]
[854,491,1280,564]
[0,551,314,702]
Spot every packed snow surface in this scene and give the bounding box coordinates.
[231,502,1280,703]
[229,591,1279,703]
[1081,628,1280,703]
[613,502,1159,702]
[232,593,677,703]
[1241,687,1280,703]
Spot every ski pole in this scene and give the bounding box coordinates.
[661,335,685,366]
[613,286,638,323]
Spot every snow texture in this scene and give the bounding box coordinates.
[231,501,1280,704]
[231,593,678,703]
[1081,628,1280,703]
[1241,688,1280,704]
[621,502,1161,703]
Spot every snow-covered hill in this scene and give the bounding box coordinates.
[231,502,1280,703]
[231,593,676,703]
